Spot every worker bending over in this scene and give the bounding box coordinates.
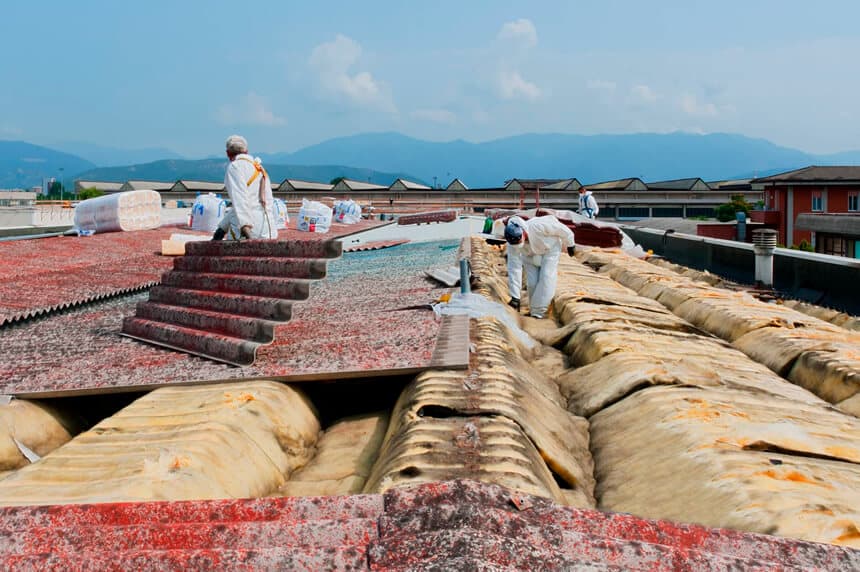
[213,135,278,240]
[504,215,576,319]
[578,187,599,219]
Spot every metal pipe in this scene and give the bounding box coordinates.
[752,229,778,287]
[459,258,471,294]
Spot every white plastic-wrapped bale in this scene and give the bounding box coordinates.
[273,198,289,229]
[189,193,228,232]
[74,190,161,233]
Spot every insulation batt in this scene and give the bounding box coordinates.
[74,190,162,233]
[0,381,320,505]
[0,399,75,472]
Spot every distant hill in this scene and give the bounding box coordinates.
[50,141,185,167]
[0,141,95,189]
[74,159,423,187]
[6,132,860,191]
[279,131,844,187]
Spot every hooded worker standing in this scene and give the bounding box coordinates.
[578,187,599,219]
[213,135,278,240]
[504,215,576,319]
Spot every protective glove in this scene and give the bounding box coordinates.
[567,245,576,257]
[212,227,226,241]
[508,297,521,311]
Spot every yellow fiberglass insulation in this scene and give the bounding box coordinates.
[0,399,78,474]
[0,380,320,506]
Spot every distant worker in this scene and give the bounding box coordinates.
[503,215,576,319]
[212,135,277,240]
[578,187,599,219]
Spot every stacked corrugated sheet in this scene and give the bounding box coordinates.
[471,239,860,547]
[122,239,342,365]
[583,249,860,417]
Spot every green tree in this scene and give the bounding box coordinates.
[329,176,346,186]
[77,188,104,200]
[715,194,753,222]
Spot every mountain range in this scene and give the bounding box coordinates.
[270,132,860,187]
[73,160,417,188]
[3,132,860,190]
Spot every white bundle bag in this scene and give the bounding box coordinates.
[273,198,289,230]
[297,199,332,233]
[74,190,161,234]
[334,200,362,224]
[189,193,228,232]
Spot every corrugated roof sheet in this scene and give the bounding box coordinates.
[0,237,464,397]
[0,227,193,326]
[332,179,388,191]
[646,177,710,190]
[171,181,224,192]
[0,480,853,569]
[753,166,860,183]
[585,177,645,190]
[121,180,174,191]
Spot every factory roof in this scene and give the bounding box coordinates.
[0,215,858,567]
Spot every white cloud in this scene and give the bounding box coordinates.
[680,93,718,117]
[216,92,286,127]
[586,79,616,92]
[630,84,659,104]
[410,108,457,124]
[498,18,538,48]
[309,34,395,112]
[498,71,541,101]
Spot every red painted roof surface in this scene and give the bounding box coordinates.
[0,239,456,397]
[0,219,385,327]
[0,480,854,570]
[0,227,182,326]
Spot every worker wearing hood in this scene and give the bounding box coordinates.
[578,188,599,219]
[213,135,278,240]
[503,215,576,319]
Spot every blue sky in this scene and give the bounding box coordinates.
[2,1,860,157]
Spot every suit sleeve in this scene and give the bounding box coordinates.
[539,218,576,248]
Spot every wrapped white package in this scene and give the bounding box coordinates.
[189,193,228,232]
[297,199,332,233]
[273,198,289,229]
[74,190,162,234]
[334,200,362,224]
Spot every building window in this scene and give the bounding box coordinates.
[811,192,823,212]
[818,235,848,257]
[617,207,650,219]
[849,193,859,212]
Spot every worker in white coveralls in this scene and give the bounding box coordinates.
[504,215,576,319]
[212,135,278,241]
[578,187,599,219]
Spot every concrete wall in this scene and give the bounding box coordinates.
[623,226,860,314]
[0,206,75,229]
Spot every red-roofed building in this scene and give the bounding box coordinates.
[753,166,860,254]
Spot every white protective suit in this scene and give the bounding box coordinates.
[217,154,278,240]
[506,215,575,318]
[578,190,599,219]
